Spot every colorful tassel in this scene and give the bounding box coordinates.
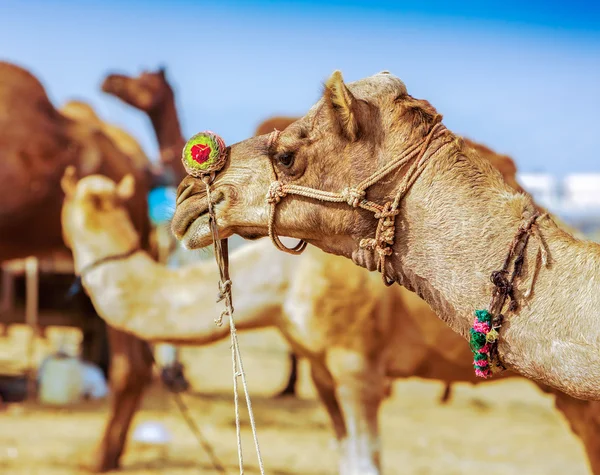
[470,309,499,378]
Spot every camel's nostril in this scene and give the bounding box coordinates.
[176,183,194,206]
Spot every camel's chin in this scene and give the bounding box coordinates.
[181,215,234,250]
[181,216,213,250]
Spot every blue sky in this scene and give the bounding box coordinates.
[2,0,599,173]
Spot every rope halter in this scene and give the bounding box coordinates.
[180,131,266,474]
[266,117,450,285]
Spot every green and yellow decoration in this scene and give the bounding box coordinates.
[181,131,227,177]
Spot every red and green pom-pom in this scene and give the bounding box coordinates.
[181,131,227,177]
[470,309,499,378]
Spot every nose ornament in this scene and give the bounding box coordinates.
[181,131,227,178]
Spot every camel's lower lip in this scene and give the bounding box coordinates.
[179,194,225,246]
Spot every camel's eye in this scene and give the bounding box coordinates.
[276,152,295,168]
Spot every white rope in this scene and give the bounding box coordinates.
[204,179,265,475]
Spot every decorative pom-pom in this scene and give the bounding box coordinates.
[470,309,499,379]
[181,131,227,177]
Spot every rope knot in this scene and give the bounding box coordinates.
[359,238,377,250]
[379,227,396,245]
[341,187,366,207]
[490,270,511,294]
[266,181,286,204]
[376,246,393,257]
[216,279,232,303]
[374,202,400,220]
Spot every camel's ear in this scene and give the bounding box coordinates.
[116,174,135,201]
[158,65,166,78]
[324,70,359,141]
[61,166,78,197]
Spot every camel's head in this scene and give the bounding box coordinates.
[254,116,298,137]
[172,70,440,259]
[101,66,170,111]
[61,166,140,254]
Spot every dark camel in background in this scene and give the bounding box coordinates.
[0,61,153,472]
[101,67,186,185]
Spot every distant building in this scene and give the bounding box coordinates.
[562,174,600,209]
[517,173,558,210]
[517,173,600,239]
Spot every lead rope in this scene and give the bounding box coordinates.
[180,132,265,475]
[266,117,451,285]
[203,175,265,475]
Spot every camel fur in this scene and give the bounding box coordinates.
[62,168,600,475]
[172,70,600,401]
[253,114,530,399]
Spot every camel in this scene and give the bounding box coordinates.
[0,61,154,472]
[172,70,600,401]
[62,169,600,474]
[60,100,151,172]
[254,115,527,399]
[101,67,186,184]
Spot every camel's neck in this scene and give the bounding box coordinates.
[148,89,186,181]
[381,139,600,399]
[71,233,289,344]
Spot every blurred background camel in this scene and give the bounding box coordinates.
[0,61,155,472]
[60,100,151,173]
[101,67,186,185]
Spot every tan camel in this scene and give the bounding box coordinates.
[101,67,186,183]
[254,115,528,398]
[60,100,150,172]
[0,60,154,472]
[62,169,600,475]
[172,70,600,401]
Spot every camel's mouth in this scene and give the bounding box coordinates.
[172,191,225,249]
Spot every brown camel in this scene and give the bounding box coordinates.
[101,67,186,183]
[0,61,153,472]
[172,70,600,401]
[63,169,600,474]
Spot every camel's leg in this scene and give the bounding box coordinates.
[553,392,600,474]
[90,328,153,472]
[329,350,385,475]
[157,344,190,393]
[275,351,299,398]
[440,382,452,403]
[310,362,347,442]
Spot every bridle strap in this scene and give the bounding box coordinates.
[66,247,141,299]
[78,247,141,278]
[266,118,451,284]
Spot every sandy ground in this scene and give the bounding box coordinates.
[0,324,592,475]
